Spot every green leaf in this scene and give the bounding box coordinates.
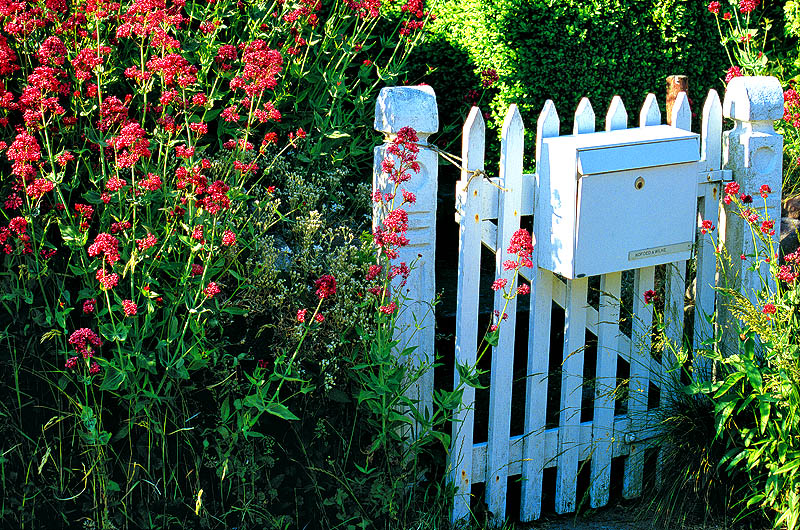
[485,329,499,347]
[324,130,350,139]
[714,372,745,398]
[99,365,126,391]
[59,222,87,248]
[759,400,771,434]
[263,401,299,421]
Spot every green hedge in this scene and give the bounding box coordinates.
[413,0,729,168]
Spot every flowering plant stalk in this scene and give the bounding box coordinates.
[0,0,433,525]
[707,0,770,83]
[688,182,800,528]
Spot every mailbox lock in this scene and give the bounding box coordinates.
[634,177,645,190]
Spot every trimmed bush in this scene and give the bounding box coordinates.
[413,0,729,166]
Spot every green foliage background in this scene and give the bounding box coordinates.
[412,0,731,165]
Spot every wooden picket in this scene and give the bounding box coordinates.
[450,87,732,524]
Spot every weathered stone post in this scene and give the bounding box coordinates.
[721,76,783,354]
[373,86,438,430]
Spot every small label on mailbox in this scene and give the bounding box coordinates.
[628,241,692,261]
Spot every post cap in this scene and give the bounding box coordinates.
[374,85,439,135]
[723,76,783,122]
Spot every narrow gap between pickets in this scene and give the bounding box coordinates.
[546,301,565,429]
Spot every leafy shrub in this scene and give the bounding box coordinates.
[687,183,800,529]
[0,0,438,527]
[411,0,728,166]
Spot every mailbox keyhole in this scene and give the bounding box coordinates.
[634,177,645,190]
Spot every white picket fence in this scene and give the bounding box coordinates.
[371,76,784,524]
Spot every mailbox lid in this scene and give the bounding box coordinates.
[573,125,700,176]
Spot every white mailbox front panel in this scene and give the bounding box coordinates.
[537,125,700,279]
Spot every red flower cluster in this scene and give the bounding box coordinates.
[137,232,157,251]
[6,131,41,179]
[382,126,420,185]
[83,298,96,314]
[68,327,103,358]
[314,274,336,299]
[204,281,220,298]
[784,89,800,128]
[96,268,120,290]
[221,230,236,246]
[122,299,137,316]
[480,68,499,88]
[739,0,760,13]
[88,233,121,265]
[503,228,535,270]
[345,0,381,18]
[107,122,151,168]
[230,40,283,98]
[643,289,658,305]
[491,278,507,291]
[725,65,743,83]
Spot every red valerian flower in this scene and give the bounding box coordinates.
[761,220,775,235]
[68,327,103,358]
[315,274,337,299]
[204,281,221,298]
[379,301,397,315]
[137,233,158,251]
[700,219,715,234]
[778,265,797,283]
[491,278,507,291]
[507,228,534,258]
[707,1,720,14]
[739,0,760,14]
[296,308,307,322]
[191,264,204,276]
[26,178,54,199]
[480,68,499,88]
[725,66,743,83]
[139,173,162,191]
[8,216,27,234]
[763,303,776,315]
[83,298,96,314]
[122,300,137,316]
[760,184,771,198]
[107,122,151,168]
[96,268,119,290]
[724,181,740,196]
[87,233,121,265]
[89,361,101,375]
[221,230,236,246]
[315,313,325,323]
[643,289,657,305]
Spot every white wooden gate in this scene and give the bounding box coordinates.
[371,76,784,525]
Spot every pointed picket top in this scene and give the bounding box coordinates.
[502,103,524,140]
[701,89,723,171]
[670,91,691,131]
[573,97,596,134]
[639,93,661,127]
[462,106,486,175]
[605,95,628,131]
[536,99,560,164]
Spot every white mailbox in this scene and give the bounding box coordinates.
[537,124,700,279]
